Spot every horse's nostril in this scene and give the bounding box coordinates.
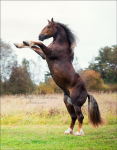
[39,35,41,40]
[39,34,45,41]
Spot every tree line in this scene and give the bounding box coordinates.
[88,45,117,83]
[0,38,117,95]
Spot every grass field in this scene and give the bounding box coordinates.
[1,124,117,150]
[1,92,117,149]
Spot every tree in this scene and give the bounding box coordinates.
[88,45,117,83]
[28,59,37,84]
[22,58,30,74]
[28,56,45,85]
[8,61,36,94]
[0,39,37,94]
[44,70,51,83]
[0,38,17,81]
[36,56,44,84]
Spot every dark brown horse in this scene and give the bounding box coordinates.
[14,18,104,136]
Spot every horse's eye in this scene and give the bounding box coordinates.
[47,26,51,28]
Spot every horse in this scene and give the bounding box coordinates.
[14,18,105,136]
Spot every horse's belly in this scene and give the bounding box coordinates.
[52,71,70,88]
[50,67,75,91]
[47,61,76,90]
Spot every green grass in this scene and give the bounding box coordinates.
[1,124,117,150]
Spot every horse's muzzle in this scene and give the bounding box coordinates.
[39,34,46,41]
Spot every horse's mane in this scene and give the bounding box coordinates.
[56,22,77,61]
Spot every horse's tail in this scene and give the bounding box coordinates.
[87,93,105,127]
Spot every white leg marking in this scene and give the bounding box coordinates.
[67,97,72,105]
[64,127,74,135]
[75,129,84,136]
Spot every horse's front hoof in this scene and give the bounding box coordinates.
[23,41,30,46]
[75,129,84,136]
[14,43,22,48]
[64,127,74,135]
[14,43,19,48]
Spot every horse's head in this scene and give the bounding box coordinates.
[39,18,57,41]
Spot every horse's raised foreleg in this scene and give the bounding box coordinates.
[14,43,28,48]
[14,42,45,59]
[64,94,77,135]
[23,41,56,59]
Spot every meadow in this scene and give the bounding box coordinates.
[1,92,117,150]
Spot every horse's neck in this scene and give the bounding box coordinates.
[54,26,68,44]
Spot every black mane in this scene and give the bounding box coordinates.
[56,22,77,61]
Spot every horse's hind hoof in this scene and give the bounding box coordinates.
[75,129,84,136]
[23,41,29,46]
[64,127,74,135]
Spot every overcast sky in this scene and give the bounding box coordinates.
[1,1,116,70]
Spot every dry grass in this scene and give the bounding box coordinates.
[1,94,64,115]
[82,92,117,116]
[1,92,117,125]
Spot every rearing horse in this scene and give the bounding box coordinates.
[14,18,104,136]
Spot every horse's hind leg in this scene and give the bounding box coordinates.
[70,89,87,136]
[73,105,84,136]
[63,94,77,135]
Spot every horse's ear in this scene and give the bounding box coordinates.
[47,19,51,23]
[51,18,54,23]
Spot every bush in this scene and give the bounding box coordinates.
[36,70,115,93]
[36,78,62,94]
[109,84,117,92]
[80,70,110,92]
[84,70,103,91]
[36,82,54,94]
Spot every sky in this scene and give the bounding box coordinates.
[1,1,116,72]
